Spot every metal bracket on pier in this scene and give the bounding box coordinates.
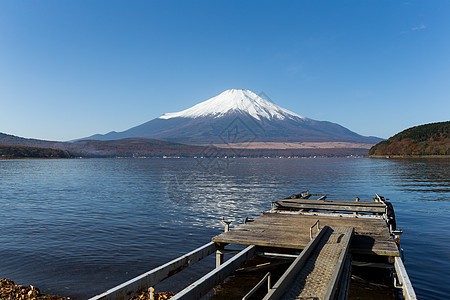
[221,217,232,232]
[353,197,360,216]
[310,219,320,240]
[217,217,233,268]
[392,229,403,247]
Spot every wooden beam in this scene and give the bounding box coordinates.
[324,227,353,300]
[272,210,384,219]
[394,257,417,300]
[337,255,352,300]
[216,250,224,268]
[89,242,218,300]
[276,201,385,213]
[277,199,385,207]
[242,272,272,300]
[172,245,256,300]
[262,226,328,300]
[256,252,298,260]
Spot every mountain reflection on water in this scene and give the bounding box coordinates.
[0,157,448,299]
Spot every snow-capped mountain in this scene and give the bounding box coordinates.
[84,89,381,145]
[159,89,306,121]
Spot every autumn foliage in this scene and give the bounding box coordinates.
[0,145,71,159]
[369,121,449,156]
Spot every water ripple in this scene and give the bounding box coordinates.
[0,157,449,299]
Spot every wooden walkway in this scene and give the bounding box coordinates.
[264,227,353,300]
[212,212,399,256]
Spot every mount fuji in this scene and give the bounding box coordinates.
[84,89,381,146]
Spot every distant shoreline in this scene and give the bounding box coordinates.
[370,155,450,159]
[208,141,375,150]
[0,157,71,160]
[1,155,369,160]
[0,145,71,159]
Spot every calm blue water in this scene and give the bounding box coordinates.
[0,158,449,299]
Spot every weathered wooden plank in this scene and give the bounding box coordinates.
[237,228,387,242]
[230,215,388,233]
[276,202,385,213]
[264,227,353,300]
[213,233,385,250]
[277,199,385,207]
[395,257,417,300]
[212,213,399,256]
[337,255,352,300]
[244,213,390,235]
[324,227,353,300]
[242,271,272,300]
[262,226,328,300]
[279,204,385,213]
[171,245,256,300]
[89,242,218,300]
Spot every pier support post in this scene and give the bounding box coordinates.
[217,217,232,267]
[216,249,224,268]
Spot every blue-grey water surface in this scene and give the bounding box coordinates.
[0,158,449,299]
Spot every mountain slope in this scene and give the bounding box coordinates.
[0,132,369,158]
[0,132,211,157]
[68,138,208,157]
[86,89,381,145]
[0,132,64,148]
[369,121,449,156]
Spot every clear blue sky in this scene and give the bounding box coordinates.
[1,1,449,141]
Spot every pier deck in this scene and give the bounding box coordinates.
[212,211,399,256]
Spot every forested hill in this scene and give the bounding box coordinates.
[0,145,71,159]
[369,121,449,156]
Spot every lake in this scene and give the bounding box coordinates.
[0,157,449,299]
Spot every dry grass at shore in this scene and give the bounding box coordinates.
[0,279,176,300]
[0,279,69,300]
[129,287,174,300]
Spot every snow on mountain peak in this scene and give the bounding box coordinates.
[159,89,306,121]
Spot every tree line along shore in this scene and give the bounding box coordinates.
[369,121,449,156]
[0,145,71,159]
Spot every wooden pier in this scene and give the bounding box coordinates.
[89,193,416,300]
[212,212,398,256]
